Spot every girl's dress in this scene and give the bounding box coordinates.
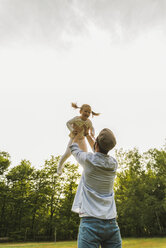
[57,116,95,175]
[67,116,94,151]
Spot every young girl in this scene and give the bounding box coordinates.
[57,103,100,175]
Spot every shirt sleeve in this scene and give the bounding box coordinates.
[69,143,87,168]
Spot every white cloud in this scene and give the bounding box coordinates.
[0,0,166,168]
[0,0,166,48]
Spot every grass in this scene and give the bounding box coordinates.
[0,238,166,248]
[122,238,166,248]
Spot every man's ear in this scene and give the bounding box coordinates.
[95,142,100,152]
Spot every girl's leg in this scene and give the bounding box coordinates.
[57,139,73,175]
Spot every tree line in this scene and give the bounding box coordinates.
[0,146,165,241]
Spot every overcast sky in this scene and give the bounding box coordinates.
[0,0,166,168]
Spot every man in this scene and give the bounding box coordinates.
[69,128,122,248]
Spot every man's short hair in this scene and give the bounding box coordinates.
[97,128,116,153]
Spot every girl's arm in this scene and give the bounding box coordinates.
[66,117,77,132]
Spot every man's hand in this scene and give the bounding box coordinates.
[73,130,78,135]
[86,133,95,151]
[90,131,95,138]
[83,125,89,136]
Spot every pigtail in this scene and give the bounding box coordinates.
[71,102,80,109]
[71,102,100,117]
[92,111,100,118]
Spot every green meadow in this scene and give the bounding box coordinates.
[0,238,166,248]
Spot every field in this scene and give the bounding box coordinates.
[0,238,166,248]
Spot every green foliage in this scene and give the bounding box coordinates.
[0,146,165,241]
[115,147,166,237]
[56,162,80,241]
[0,154,80,242]
[0,151,11,175]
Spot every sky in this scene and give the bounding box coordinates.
[0,0,166,168]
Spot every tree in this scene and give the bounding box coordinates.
[0,151,11,236]
[56,162,80,240]
[142,148,166,235]
[0,151,11,176]
[115,147,166,237]
[5,160,35,240]
[35,155,62,241]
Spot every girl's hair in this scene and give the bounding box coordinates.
[71,102,100,117]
